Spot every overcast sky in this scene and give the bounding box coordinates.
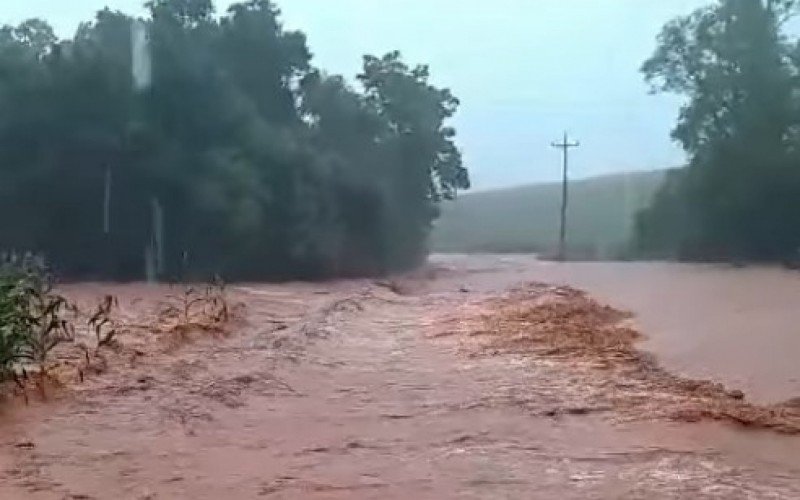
[2,0,711,190]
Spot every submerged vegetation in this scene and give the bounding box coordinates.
[0,0,469,281]
[0,254,240,400]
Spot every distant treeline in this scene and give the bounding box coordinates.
[0,0,469,281]
[636,0,800,262]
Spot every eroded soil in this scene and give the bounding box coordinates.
[0,257,798,499]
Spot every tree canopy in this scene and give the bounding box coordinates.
[636,0,800,261]
[0,0,469,280]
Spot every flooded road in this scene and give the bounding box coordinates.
[0,255,798,498]
[436,255,800,404]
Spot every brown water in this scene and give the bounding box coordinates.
[432,254,800,404]
[0,256,797,498]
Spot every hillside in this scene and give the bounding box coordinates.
[431,170,668,258]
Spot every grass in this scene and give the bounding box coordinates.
[431,169,668,259]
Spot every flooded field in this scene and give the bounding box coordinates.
[0,255,798,498]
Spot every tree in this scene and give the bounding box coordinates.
[357,52,470,268]
[636,0,800,261]
[0,1,469,280]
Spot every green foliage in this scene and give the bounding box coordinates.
[0,264,35,376]
[0,0,469,281]
[0,255,73,379]
[636,0,800,261]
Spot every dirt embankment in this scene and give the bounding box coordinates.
[435,282,800,433]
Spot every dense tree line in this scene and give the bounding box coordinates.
[635,0,800,262]
[0,0,469,280]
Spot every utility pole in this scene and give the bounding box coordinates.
[551,131,580,261]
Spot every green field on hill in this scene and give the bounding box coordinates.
[431,170,668,258]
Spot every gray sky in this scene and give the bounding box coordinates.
[2,0,710,190]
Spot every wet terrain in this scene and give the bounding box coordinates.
[442,254,800,404]
[0,255,798,499]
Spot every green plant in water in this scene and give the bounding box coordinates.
[0,268,35,379]
[203,275,230,324]
[0,254,74,398]
[88,294,118,354]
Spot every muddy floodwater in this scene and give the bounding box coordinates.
[436,254,800,404]
[0,254,798,499]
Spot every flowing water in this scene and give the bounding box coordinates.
[434,254,800,404]
[0,255,797,499]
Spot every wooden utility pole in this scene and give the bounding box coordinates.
[551,132,580,261]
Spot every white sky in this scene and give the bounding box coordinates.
[2,0,713,190]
